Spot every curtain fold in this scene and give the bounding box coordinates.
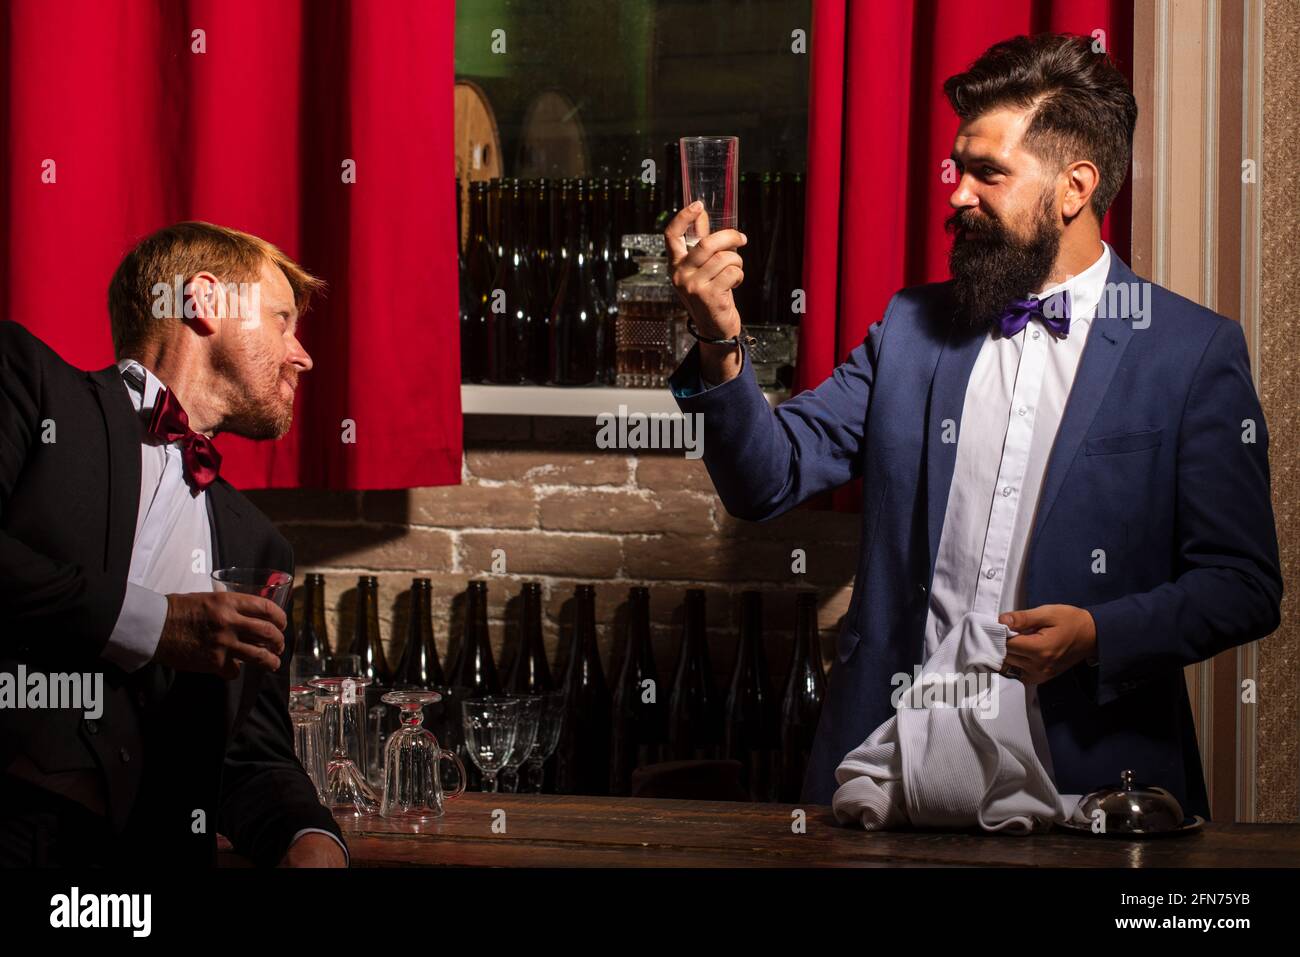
[801,0,1133,510]
[0,0,462,490]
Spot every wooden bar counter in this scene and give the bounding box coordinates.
[290,793,1300,868]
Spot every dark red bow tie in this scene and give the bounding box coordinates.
[147,388,222,492]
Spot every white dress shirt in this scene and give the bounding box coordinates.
[922,241,1111,781]
[104,360,345,861]
[924,241,1112,649]
[101,360,214,672]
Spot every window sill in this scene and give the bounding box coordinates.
[461,384,787,417]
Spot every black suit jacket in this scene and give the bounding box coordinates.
[0,320,342,865]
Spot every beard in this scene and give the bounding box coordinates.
[212,339,297,440]
[945,189,1061,331]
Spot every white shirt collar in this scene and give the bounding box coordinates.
[116,358,169,417]
[1030,240,1112,326]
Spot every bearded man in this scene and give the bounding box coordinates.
[664,33,1281,817]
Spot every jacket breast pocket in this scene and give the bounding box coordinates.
[1084,428,1164,456]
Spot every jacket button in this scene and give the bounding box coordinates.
[119,747,131,763]
[136,691,148,708]
[917,583,928,595]
[85,719,99,735]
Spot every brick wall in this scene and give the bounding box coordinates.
[246,414,860,691]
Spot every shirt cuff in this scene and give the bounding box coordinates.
[102,583,168,673]
[291,828,350,866]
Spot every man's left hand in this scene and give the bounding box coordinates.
[997,604,1097,685]
[279,832,347,868]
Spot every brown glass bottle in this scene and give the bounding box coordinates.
[394,578,445,689]
[349,575,391,701]
[296,573,329,660]
[486,177,533,384]
[554,585,611,795]
[550,180,604,386]
[523,179,554,384]
[448,580,500,696]
[724,591,779,801]
[610,586,665,795]
[667,589,722,760]
[462,181,493,383]
[779,591,827,802]
[506,582,554,694]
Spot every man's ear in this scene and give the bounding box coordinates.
[1060,160,1100,221]
[182,271,224,336]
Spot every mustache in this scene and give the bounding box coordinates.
[945,208,1000,237]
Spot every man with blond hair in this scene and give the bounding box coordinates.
[0,222,346,866]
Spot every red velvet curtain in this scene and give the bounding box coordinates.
[800,0,1133,509]
[0,0,462,490]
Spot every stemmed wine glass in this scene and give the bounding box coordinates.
[521,691,566,793]
[498,694,543,793]
[461,697,519,793]
[310,675,379,816]
[380,691,466,822]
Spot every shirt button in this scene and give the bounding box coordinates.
[1018,407,1028,417]
[120,747,131,763]
[85,719,99,735]
[1002,486,1013,496]
[1032,330,1041,340]
[136,691,148,708]
[985,568,998,580]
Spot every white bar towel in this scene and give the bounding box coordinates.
[832,612,1087,834]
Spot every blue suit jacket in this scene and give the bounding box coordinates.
[670,255,1282,819]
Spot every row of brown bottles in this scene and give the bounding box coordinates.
[555,585,826,802]
[460,177,648,386]
[295,574,447,688]
[457,167,806,386]
[295,576,826,802]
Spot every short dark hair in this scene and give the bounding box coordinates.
[943,33,1137,220]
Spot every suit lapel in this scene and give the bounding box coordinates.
[1030,256,1138,544]
[925,329,986,574]
[87,367,142,577]
[920,256,1142,576]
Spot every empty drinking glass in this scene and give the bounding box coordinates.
[310,676,379,816]
[462,697,519,793]
[521,691,566,793]
[499,694,543,793]
[289,686,327,801]
[380,691,466,822]
[679,135,739,246]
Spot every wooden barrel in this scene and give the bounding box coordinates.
[518,89,589,180]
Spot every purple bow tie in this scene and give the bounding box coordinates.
[995,291,1071,339]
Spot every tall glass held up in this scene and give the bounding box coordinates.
[679,136,739,247]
